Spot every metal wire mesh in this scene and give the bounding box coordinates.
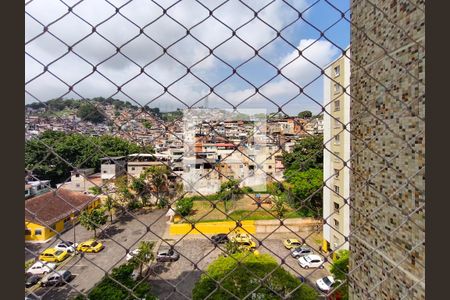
[25,0,425,299]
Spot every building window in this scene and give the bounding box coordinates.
[51,224,57,230]
[35,229,42,236]
[334,65,340,77]
[334,118,341,129]
[334,185,340,194]
[334,202,340,212]
[75,174,80,177]
[334,83,340,94]
[25,229,31,236]
[103,170,107,173]
[76,183,80,188]
[334,152,340,163]
[334,134,340,145]
[334,219,340,228]
[268,165,272,169]
[334,169,340,179]
[131,167,135,171]
[334,100,340,111]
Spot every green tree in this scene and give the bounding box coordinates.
[75,263,156,300]
[130,241,155,277]
[104,195,115,223]
[25,131,144,185]
[223,240,243,256]
[330,250,349,300]
[77,103,106,124]
[143,166,170,207]
[89,186,102,195]
[176,197,194,217]
[282,135,323,172]
[193,253,317,300]
[267,182,286,218]
[284,168,323,217]
[297,110,313,119]
[78,208,108,238]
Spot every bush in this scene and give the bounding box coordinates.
[157,197,168,208]
[127,200,143,210]
[74,263,156,300]
[193,253,317,300]
[176,198,194,216]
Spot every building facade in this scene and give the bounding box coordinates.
[323,50,351,253]
[349,0,425,299]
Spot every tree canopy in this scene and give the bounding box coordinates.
[330,250,349,300]
[284,168,323,216]
[282,135,323,172]
[75,263,156,300]
[192,253,317,300]
[77,103,106,124]
[78,208,108,238]
[280,135,324,217]
[25,131,146,185]
[297,110,313,119]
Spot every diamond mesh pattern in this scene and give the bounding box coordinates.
[25,0,425,299]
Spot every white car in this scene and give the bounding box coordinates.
[298,254,324,269]
[126,249,140,261]
[55,241,77,253]
[26,261,57,275]
[316,276,335,292]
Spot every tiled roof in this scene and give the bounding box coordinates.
[25,189,96,226]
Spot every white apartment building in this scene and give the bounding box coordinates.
[322,49,351,253]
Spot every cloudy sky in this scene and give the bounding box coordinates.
[25,0,350,114]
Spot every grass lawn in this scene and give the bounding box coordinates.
[181,194,305,222]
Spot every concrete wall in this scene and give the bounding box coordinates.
[254,218,322,234]
[169,218,321,236]
[350,0,425,299]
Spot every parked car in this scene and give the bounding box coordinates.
[39,248,69,263]
[77,240,104,253]
[291,246,313,258]
[238,240,257,251]
[316,276,336,292]
[126,249,140,261]
[283,239,303,249]
[156,249,180,262]
[298,254,324,269]
[55,241,77,253]
[231,233,253,244]
[26,261,57,275]
[40,270,72,287]
[211,233,229,244]
[25,274,41,288]
[126,248,152,261]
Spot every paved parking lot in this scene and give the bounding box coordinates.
[147,232,331,300]
[26,209,168,299]
[26,215,331,299]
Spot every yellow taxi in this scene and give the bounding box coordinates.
[39,248,70,263]
[230,233,253,244]
[283,239,303,249]
[238,240,257,251]
[76,240,104,253]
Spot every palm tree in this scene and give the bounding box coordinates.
[104,195,115,223]
[132,241,155,277]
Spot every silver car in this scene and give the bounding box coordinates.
[291,246,313,258]
[156,249,180,262]
[41,270,72,287]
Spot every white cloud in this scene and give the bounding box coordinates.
[25,0,338,114]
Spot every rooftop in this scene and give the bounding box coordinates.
[25,189,96,226]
